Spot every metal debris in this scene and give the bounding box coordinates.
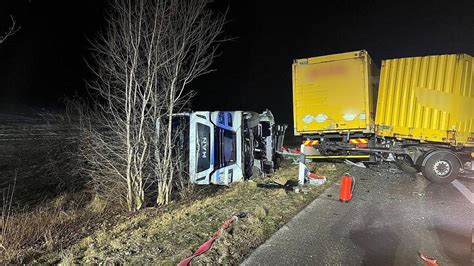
[344,159,366,168]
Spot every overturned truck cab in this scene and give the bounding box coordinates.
[169,110,286,185]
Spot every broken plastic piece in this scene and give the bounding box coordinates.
[344,159,366,168]
[417,251,439,266]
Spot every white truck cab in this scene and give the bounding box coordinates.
[189,111,243,185]
[170,110,286,186]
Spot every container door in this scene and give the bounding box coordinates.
[294,57,369,132]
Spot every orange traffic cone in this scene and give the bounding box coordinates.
[339,174,353,202]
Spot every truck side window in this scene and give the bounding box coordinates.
[261,122,271,137]
[223,130,236,164]
[227,113,233,127]
[218,112,225,125]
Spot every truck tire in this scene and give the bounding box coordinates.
[421,152,460,183]
[396,155,419,174]
[397,161,419,174]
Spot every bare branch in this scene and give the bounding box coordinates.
[0,15,20,44]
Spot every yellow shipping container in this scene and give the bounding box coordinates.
[292,50,379,136]
[375,54,474,147]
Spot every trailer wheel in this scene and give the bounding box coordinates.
[421,152,460,183]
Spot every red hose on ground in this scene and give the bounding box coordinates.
[177,213,246,266]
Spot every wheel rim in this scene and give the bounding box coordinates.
[433,160,451,177]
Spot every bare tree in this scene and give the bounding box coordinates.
[84,0,168,212]
[82,0,225,210]
[0,16,20,45]
[154,0,225,205]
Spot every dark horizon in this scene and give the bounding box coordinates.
[1,0,473,127]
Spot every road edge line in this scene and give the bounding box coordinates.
[452,180,474,204]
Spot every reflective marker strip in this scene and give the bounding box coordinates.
[303,140,319,145]
[349,138,368,144]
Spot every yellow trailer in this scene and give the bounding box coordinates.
[292,50,379,136]
[292,51,474,183]
[376,54,474,147]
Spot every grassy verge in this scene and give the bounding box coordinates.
[0,192,121,263]
[39,161,350,265]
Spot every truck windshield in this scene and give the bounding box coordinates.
[215,127,236,168]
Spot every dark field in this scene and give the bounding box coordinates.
[0,112,82,208]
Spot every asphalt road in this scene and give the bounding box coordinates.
[243,165,474,265]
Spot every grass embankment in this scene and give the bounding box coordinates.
[0,192,121,264]
[39,161,350,265]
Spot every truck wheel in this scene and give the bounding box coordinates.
[421,152,460,183]
[397,161,419,174]
[396,155,419,174]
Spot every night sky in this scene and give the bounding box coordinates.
[0,0,473,128]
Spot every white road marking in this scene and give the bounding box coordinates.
[452,180,474,204]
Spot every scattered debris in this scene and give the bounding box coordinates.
[344,159,366,168]
[417,251,439,266]
[319,163,337,171]
[272,176,288,186]
[298,155,328,185]
[308,177,326,186]
[279,147,301,164]
[388,168,404,174]
[300,188,311,194]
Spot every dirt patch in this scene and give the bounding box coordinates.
[39,161,351,264]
